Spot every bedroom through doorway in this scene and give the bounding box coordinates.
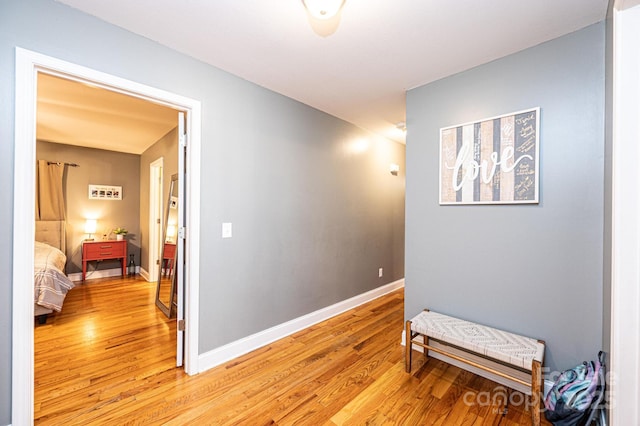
[13,48,203,425]
[33,71,181,415]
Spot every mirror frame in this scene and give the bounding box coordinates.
[155,173,178,317]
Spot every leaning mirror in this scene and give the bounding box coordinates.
[155,173,178,317]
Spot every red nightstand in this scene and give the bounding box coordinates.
[82,240,127,281]
[162,243,176,277]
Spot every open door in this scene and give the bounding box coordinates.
[153,114,185,366]
[175,111,186,366]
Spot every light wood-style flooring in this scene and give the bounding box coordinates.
[35,277,547,425]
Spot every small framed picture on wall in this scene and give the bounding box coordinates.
[89,184,123,200]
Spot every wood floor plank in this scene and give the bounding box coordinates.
[35,277,549,425]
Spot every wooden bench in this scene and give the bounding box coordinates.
[405,309,545,425]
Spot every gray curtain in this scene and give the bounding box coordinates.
[35,160,66,220]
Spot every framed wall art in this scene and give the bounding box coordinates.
[439,107,539,205]
[88,184,122,200]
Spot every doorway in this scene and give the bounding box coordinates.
[13,48,202,424]
[611,2,640,423]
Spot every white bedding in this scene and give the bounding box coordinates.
[34,241,75,312]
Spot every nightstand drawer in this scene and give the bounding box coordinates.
[83,241,126,259]
[81,240,127,281]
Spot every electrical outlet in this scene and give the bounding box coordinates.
[378,268,383,278]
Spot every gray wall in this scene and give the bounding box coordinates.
[405,23,605,374]
[139,127,179,274]
[204,111,405,349]
[36,141,141,274]
[0,0,405,422]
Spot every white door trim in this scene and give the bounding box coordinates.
[148,157,164,283]
[611,2,640,424]
[13,47,201,425]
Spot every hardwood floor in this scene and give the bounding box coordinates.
[35,277,548,425]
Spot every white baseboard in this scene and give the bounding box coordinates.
[401,330,554,398]
[198,279,405,374]
[139,267,151,282]
[68,266,140,282]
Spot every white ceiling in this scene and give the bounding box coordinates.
[38,73,178,154]
[51,0,608,146]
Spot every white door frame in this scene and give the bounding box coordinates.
[610,2,640,424]
[148,157,164,282]
[13,47,201,425]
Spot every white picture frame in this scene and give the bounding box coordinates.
[88,184,122,200]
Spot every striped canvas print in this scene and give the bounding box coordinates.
[439,107,539,205]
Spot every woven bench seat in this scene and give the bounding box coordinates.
[405,309,545,426]
[410,310,545,370]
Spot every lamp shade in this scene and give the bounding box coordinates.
[302,0,345,20]
[84,219,97,234]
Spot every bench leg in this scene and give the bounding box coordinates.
[423,335,429,359]
[405,320,412,373]
[530,359,542,426]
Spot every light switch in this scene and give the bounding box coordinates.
[222,222,232,238]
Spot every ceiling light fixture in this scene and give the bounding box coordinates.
[301,0,346,37]
[302,0,346,20]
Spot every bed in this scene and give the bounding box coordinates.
[34,220,75,323]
